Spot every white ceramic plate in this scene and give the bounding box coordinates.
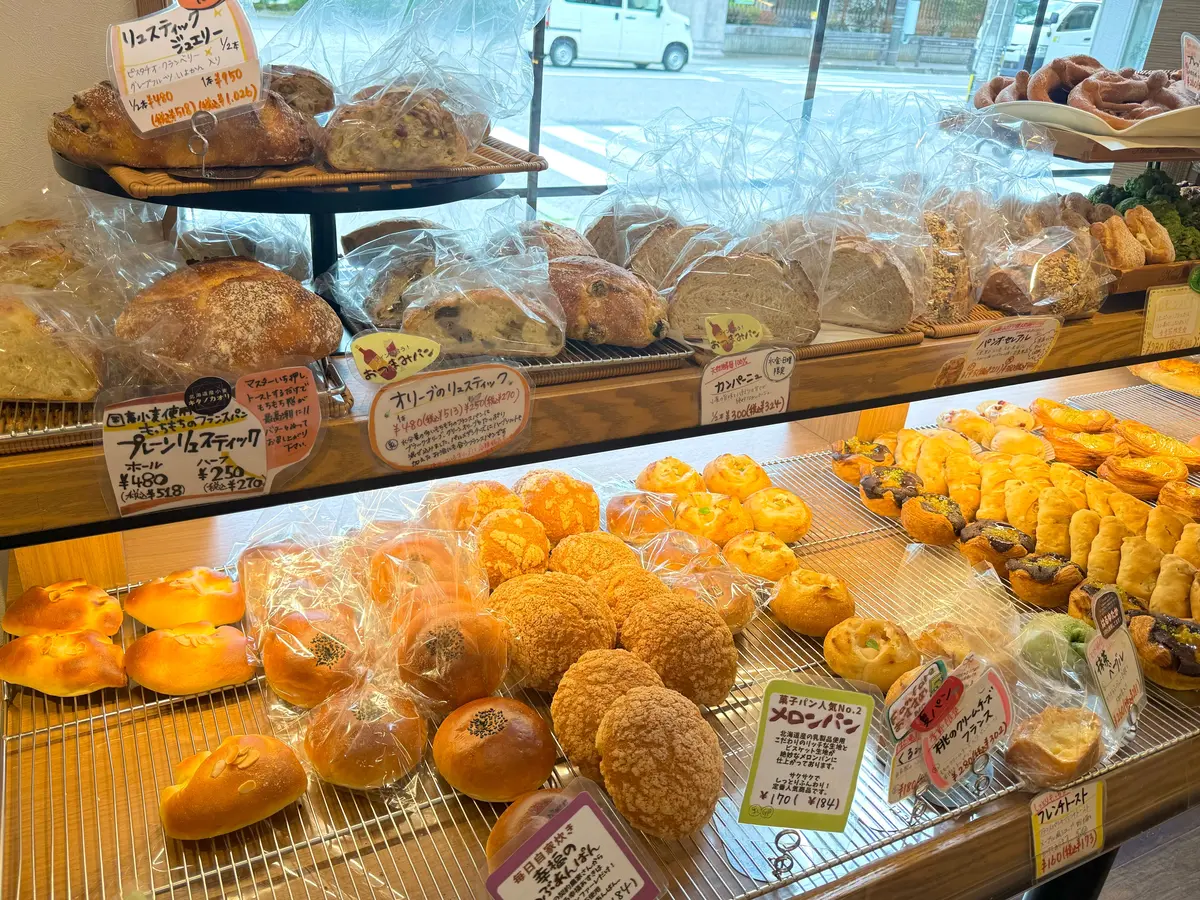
[992,100,1200,139]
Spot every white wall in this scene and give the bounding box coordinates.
[0,0,136,214]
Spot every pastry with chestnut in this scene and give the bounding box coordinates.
[831,438,894,484]
[899,494,966,546]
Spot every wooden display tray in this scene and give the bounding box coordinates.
[102,137,547,200]
[1111,260,1200,294]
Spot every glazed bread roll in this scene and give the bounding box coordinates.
[432,698,556,802]
[261,608,363,708]
[702,454,771,501]
[1108,491,1150,535]
[1034,488,1074,557]
[126,623,255,696]
[237,541,331,625]
[487,790,571,872]
[1005,480,1041,537]
[742,486,812,543]
[1085,478,1119,517]
[635,456,705,498]
[1068,509,1102,570]
[945,451,982,522]
[1116,535,1163,602]
[978,400,1035,430]
[1147,506,1188,555]
[606,492,676,545]
[770,569,855,637]
[1175,523,1200,569]
[722,530,798,581]
[674,492,754,546]
[937,409,995,446]
[396,601,507,712]
[1012,454,1051,487]
[823,617,919,692]
[2,579,122,637]
[915,438,951,495]
[1049,464,1088,512]
[0,631,126,697]
[159,734,307,840]
[978,458,1014,521]
[895,429,926,472]
[125,567,244,630]
[304,689,427,790]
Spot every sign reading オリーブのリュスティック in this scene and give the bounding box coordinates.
[108,0,261,134]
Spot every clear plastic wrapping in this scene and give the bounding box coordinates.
[171,209,311,282]
[0,285,107,402]
[978,226,1112,318]
[661,561,769,634]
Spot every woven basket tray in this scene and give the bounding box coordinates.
[916,305,1008,338]
[104,137,547,200]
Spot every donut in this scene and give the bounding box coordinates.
[1028,55,1104,104]
[995,70,1029,103]
[973,75,1013,108]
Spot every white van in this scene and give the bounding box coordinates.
[535,0,693,71]
[999,0,1100,73]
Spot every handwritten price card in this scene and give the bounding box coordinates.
[887,731,928,804]
[103,377,268,515]
[921,667,1012,791]
[1085,590,1145,726]
[369,363,531,471]
[700,347,794,426]
[953,317,1061,385]
[1183,33,1200,97]
[234,367,320,489]
[740,680,873,832]
[886,659,947,740]
[1142,284,1200,354]
[1031,781,1105,880]
[108,0,260,134]
[486,791,660,900]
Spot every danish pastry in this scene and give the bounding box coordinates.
[957,520,1035,573]
[1031,398,1115,434]
[991,427,1048,459]
[822,617,920,692]
[900,494,966,545]
[859,466,923,518]
[1097,454,1188,501]
[1112,420,1200,471]
[1043,427,1129,470]
[831,438,894,484]
[1159,480,1200,520]
[1128,612,1200,690]
[702,454,771,500]
[1006,553,1084,608]
[936,409,995,447]
[977,400,1035,430]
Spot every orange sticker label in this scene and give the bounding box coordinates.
[704,314,764,355]
[350,331,441,383]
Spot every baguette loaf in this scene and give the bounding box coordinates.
[49,82,316,169]
[115,258,342,375]
[401,286,564,357]
[584,205,678,266]
[158,734,307,840]
[264,64,335,117]
[822,238,917,332]
[548,256,667,347]
[0,295,99,401]
[668,252,820,346]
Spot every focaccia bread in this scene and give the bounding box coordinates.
[669,252,820,347]
[822,238,917,333]
[0,295,99,401]
[548,256,667,348]
[115,258,342,374]
[264,64,335,117]
[49,82,316,168]
[325,85,484,172]
[401,286,564,357]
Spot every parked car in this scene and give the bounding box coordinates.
[527,0,693,72]
[1000,0,1101,74]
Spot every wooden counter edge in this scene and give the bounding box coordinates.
[804,728,1200,900]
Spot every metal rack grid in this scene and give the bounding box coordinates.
[508,338,695,387]
[5,451,1200,899]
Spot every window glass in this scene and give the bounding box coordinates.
[627,0,662,12]
[1058,6,1096,32]
[566,0,622,7]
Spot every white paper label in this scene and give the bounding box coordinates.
[740,679,873,832]
[887,731,928,804]
[485,792,659,900]
[1183,33,1200,97]
[886,659,947,740]
[1031,781,1105,880]
[369,363,531,471]
[108,0,261,134]
[1086,629,1144,726]
[1142,284,1200,354]
[700,347,794,426]
[954,316,1060,385]
[921,667,1012,791]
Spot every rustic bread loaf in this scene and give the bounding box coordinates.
[629,223,725,290]
[0,238,82,289]
[0,295,99,401]
[115,258,342,374]
[402,287,564,357]
[48,82,316,169]
[668,252,820,346]
[341,218,444,254]
[821,238,917,332]
[264,64,335,117]
[0,218,67,242]
[584,205,678,266]
[510,221,598,260]
[548,256,667,347]
[325,85,484,171]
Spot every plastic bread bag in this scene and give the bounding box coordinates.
[639,529,726,574]
[596,484,678,546]
[418,477,522,532]
[577,188,683,269]
[318,227,469,332]
[661,562,769,635]
[399,246,565,358]
[978,226,1112,319]
[171,209,312,282]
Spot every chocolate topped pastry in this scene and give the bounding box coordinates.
[858,466,923,519]
[1067,580,1143,625]
[900,494,966,546]
[831,438,895,484]
[958,520,1035,573]
[1006,553,1084,609]
[1129,612,1200,690]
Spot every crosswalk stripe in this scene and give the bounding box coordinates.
[492,125,609,185]
[542,125,646,168]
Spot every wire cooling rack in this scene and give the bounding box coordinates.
[6,451,1200,898]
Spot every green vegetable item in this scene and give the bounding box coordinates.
[1115,198,1144,215]
[1178,226,1200,261]
[1088,184,1128,207]
[1147,182,1182,202]
[1018,612,1096,682]
[1124,169,1173,199]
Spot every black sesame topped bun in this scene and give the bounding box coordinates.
[1128,612,1200,691]
[958,520,1035,573]
[1006,553,1084,609]
[900,494,966,546]
[432,697,556,802]
[832,438,895,484]
[858,466,923,518]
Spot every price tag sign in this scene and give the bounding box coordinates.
[740,679,873,832]
[1031,781,1105,880]
[1086,591,1145,726]
[1183,33,1200,97]
[887,731,927,804]
[886,659,947,740]
[700,346,794,426]
[937,317,1061,387]
[108,0,260,134]
[369,363,530,471]
[102,368,320,515]
[703,314,765,355]
[485,791,660,900]
[350,332,441,384]
[1142,283,1200,354]
[921,667,1012,791]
